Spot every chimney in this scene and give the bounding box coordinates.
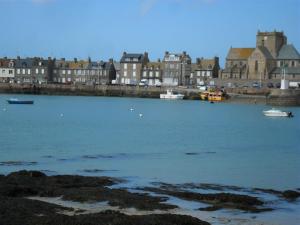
[196,58,200,64]
[165,51,169,55]
[183,51,186,56]
[61,58,65,61]
[123,51,127,56]
[74,58,77,63]
[157,58,161,62]
[109,58,113,63]
[144,52,148,59]
[4,56,7,60]
[48,57,52,61]
[17,56,20,60]
[88,57,91,63]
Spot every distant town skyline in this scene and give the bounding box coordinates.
[0,0,299,66]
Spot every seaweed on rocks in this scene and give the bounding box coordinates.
[0,170,176,211]
[142,187,273,213]
[0,196,211,225]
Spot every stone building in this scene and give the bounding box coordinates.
[0,58,15,83]
[220,48,254,79]
[119,52,149,85]
[86,59,116,85]
[192,57,220,85]
[141,60,163,86]
[269,44,300,80]
[53,58,116,85]
[14,57,35,84]
[221,30,300,81]
[162,51,191,86]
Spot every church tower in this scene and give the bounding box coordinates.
[256,30,287,58]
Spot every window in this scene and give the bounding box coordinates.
[17,69,20,74]
[62,70,66,74]
[124,63,127,69]
[67,70,71,75]
[54,69,57,74]
[22,69,26,74]
[124,71,127,77]
[41,69,45,74]
[280,61,283,67]
[35,69,39,74]
[133,64,136,70]
[133,71,136,77]
[149,72,153,77]
[143,71,147,77]
[155,71,159,77]
[9,70,13,74]
[291,61,295,67]
[28,69,31,74]
[255,61,258,72]
[197,71,200,76]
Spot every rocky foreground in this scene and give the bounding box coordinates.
[0,170,299,225]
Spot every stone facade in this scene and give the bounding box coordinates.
[53,58,116,85]
[192,57,219,85]
[0,58,15,83]
[119,52,149,85]
[162,51,191,86]
[141,60,163,86]
[221,30,300,82]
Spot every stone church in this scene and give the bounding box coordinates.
[220,30,300,81]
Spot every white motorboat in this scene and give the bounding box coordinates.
[160,89,184,100]
[263,108,293,117]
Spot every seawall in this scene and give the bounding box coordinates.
[267,89,300,106]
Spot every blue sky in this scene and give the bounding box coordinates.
[0,0,299,66]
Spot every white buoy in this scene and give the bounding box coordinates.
[3,108,6,111]
[60,113,64,117]
[130,108,134,111]
[139,113,143,117]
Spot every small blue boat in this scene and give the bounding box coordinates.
[7,98,34,104]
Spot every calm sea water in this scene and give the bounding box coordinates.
[0,94,299,190]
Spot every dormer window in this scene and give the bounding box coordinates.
[39,61,42,66]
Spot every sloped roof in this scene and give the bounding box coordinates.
[0,58,11,67]
[120,53,144,63]
[227,48,255,60]
[277,44,300,60]
[194,58,218,70]
[144,61,164,70]
[271,67,300,74]
[257,46,273,59]
[14,58,35,68]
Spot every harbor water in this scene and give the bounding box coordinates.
[0,94,299,224]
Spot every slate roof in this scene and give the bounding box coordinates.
[271,67,300,74]
[143,61,164,70]
[0,58,11,67]
[14,58,35,68]
[277,44,300,60]
[120,53,144,63]
[257,46,273,59]
[226,48,255,60]
[194,58,218,70]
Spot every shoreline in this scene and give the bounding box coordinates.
[0,83,271,105]
[0,170,299,225]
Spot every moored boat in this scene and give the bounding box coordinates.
[7,98,34,104]
[160,89,184,100]
[200,90,226,102]
[263,108,293,117]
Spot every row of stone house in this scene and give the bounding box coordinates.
[0,53,220,86]
[220,30,300,81]
[117,51,219,86]
[0,57,116,85]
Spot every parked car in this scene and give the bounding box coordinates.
[267,82,274,88]
[252,82,260,88]
[275,83,281,88]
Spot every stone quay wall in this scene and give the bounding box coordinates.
[267,89,300,106]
